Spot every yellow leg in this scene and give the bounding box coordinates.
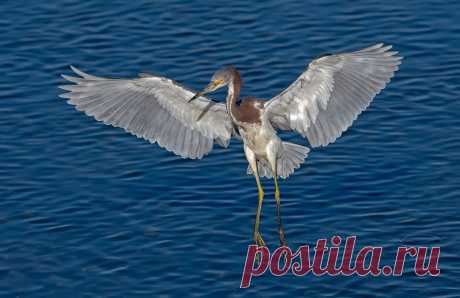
[273,169,287,247]
[253,166,266,247]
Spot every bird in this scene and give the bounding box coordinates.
[59,43,402,247]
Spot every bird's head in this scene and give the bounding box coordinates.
[189,66,235,102]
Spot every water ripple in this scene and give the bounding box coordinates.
[0,0,459,297]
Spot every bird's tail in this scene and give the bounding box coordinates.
[247,142,310,179]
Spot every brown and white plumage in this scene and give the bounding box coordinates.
[59,43,402,246]
[59,43,401,174]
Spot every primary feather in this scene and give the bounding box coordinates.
[265,43,402,147]
[59,66,233,159]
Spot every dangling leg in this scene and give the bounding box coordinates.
[244,145,265,247]
[273,172,287,246]
[253,164,266,247]
[270,158,287,247]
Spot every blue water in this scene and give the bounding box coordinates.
[1,0,459,296]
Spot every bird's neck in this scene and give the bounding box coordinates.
[226,68,241,121]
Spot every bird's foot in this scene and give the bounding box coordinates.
[253,232,267,265]
[279,229,287,247]
[254,231,266,247]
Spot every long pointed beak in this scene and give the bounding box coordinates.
[189,84,212,103]
[188,80,222,103]
[188,91,203,102]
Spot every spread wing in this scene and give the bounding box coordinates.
[59,66,233,159]
[265,43,402,147]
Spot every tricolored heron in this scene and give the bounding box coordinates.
[60,43,402,247]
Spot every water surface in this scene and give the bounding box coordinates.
[0,0,459,297]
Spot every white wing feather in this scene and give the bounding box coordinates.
[59,66,233,159]
[265,43,402,147]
